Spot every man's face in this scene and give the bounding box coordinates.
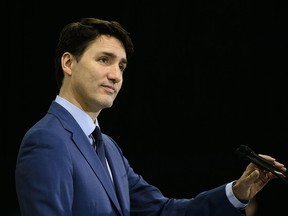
[61,35,127,113]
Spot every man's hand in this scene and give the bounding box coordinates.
[232,154,287,201]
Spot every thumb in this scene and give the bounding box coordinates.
[244,169,260,185]
[233,169,260,200]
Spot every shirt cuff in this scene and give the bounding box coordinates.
[225,181,249,209]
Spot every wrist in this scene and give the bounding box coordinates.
[232,181,249,204]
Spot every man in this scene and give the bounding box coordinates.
[15,17,287,216]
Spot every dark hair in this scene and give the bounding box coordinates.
[54,17,134,89]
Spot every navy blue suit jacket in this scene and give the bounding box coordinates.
[15,101,245,215]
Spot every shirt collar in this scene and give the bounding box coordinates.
[55,95,98,137]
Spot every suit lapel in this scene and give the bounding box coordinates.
[72,131,122,214]
[104,136,129,214]
[48,102,122,214]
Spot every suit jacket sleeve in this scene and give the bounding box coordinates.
[107,136,246,216]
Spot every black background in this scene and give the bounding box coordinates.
[7,1,288,215]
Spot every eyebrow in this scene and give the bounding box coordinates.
[102,51,127,65]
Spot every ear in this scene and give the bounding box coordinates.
[61,52,74,76]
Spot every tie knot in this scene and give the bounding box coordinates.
[92,126,102,142]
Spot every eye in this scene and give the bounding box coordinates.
[98,56,109,64]
[119,63,126,72]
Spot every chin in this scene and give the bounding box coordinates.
[102,100,114,108]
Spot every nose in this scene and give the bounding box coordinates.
[107,64,122,83]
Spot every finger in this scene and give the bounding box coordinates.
[258,155,286,168]
[258,154,287,172]
[258,154,276,161]
[245,169,260,184]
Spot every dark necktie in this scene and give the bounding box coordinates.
[92,126,110,176]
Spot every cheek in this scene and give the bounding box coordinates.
[116,81,123,92]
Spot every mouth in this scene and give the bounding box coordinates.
[102,85,116,94]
